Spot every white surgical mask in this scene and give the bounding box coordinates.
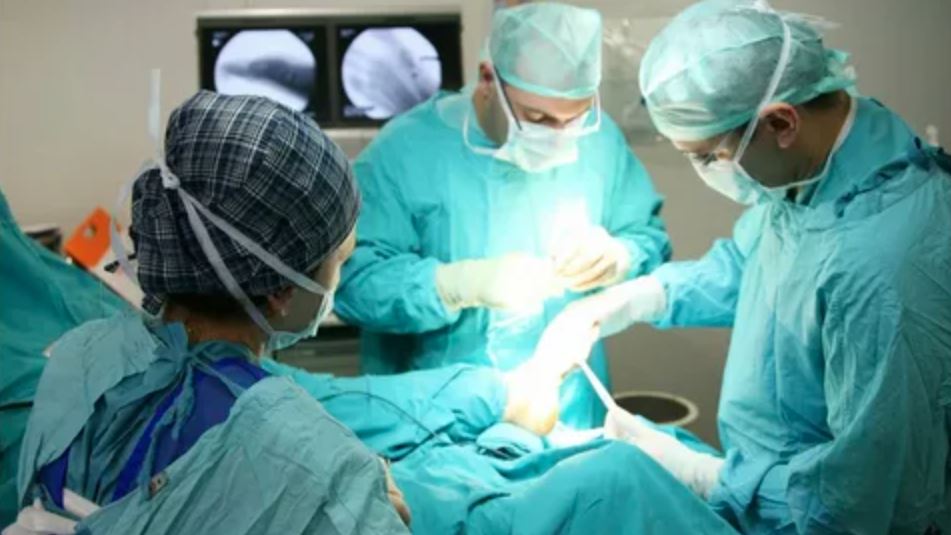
[111,69,335,354]
[269,291,334,351]
[463,73,601,173]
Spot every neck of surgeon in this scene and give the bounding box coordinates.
[792,90,853,187]
[163,300,268,355]
[753,90,853,193]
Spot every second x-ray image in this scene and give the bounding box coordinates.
[340,27,442,120]
[214,29,317,112]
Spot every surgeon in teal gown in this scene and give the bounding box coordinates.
[547,1,951,533]
[336,3,670,429]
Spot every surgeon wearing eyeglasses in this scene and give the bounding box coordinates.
[542,0,951,532]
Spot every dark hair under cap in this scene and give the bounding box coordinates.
[131,90,359,313]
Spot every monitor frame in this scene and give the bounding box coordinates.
[196,6,464,129]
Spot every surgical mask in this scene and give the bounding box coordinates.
[111,69,334,354]
[463,72,601,173]
[269,291,334,351]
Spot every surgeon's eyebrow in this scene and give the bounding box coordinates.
[520,105,589,124]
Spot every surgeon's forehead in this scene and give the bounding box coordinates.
[672,137,721,155]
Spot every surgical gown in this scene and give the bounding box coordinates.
[336,90,670,429]
[17,313,736,534]
[652,98,951,533]
[265,360,738,534]
[17,315,409,534]
[0,189,125,527]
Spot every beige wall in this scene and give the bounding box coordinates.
[2,0,949,445]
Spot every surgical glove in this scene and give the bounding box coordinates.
[605,408,723,500]
[531,305,601,378]
[551,224,631,292]
[502,365,561,436]
[435,253,564,311]
[565,275,667,338]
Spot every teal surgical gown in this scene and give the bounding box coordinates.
[18,315,409,534]
[264,360,738,534]
[652,98,951,533]
[18,312,736,534]
[336,90,670,429]
[0,189,125,528]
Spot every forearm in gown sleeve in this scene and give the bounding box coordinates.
[262,360,507,460]
[335,153,460,334]
[605,144,671,279]
[651,206,764,328]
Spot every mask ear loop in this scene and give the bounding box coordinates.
[589,92,602,131]
[493,67,523,132]
[108,68,169,295]
[733,11,794,162]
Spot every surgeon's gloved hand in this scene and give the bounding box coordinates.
[550,224,631,292]
[531,305,601,379]
[502,365,561,436]
[566,275,667,338]
[435,253,565,312]
[605,408,724,500]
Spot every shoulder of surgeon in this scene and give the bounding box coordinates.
[366,90,463,151]
[820,137,951,307]
[47,312,167,373]
[351,90,465,193]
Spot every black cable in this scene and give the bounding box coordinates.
[0,400,33,412]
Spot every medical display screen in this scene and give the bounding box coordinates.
[199,26,330,122]
[198,13,461,127]
[336,22,463,122]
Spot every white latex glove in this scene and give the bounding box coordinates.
[530,305,601,379]
[550,224,631,292]
[563,275,667,338]
[605,407,724,500]
[435,253,564,312]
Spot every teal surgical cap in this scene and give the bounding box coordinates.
[489,2,602,99]
[639,0,855,142]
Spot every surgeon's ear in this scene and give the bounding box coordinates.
[476,61,495,101]
[761,103,800,150]
[265,287,295,318]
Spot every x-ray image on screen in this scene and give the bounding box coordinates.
[214,29,317,112]
[340,28,442,120]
